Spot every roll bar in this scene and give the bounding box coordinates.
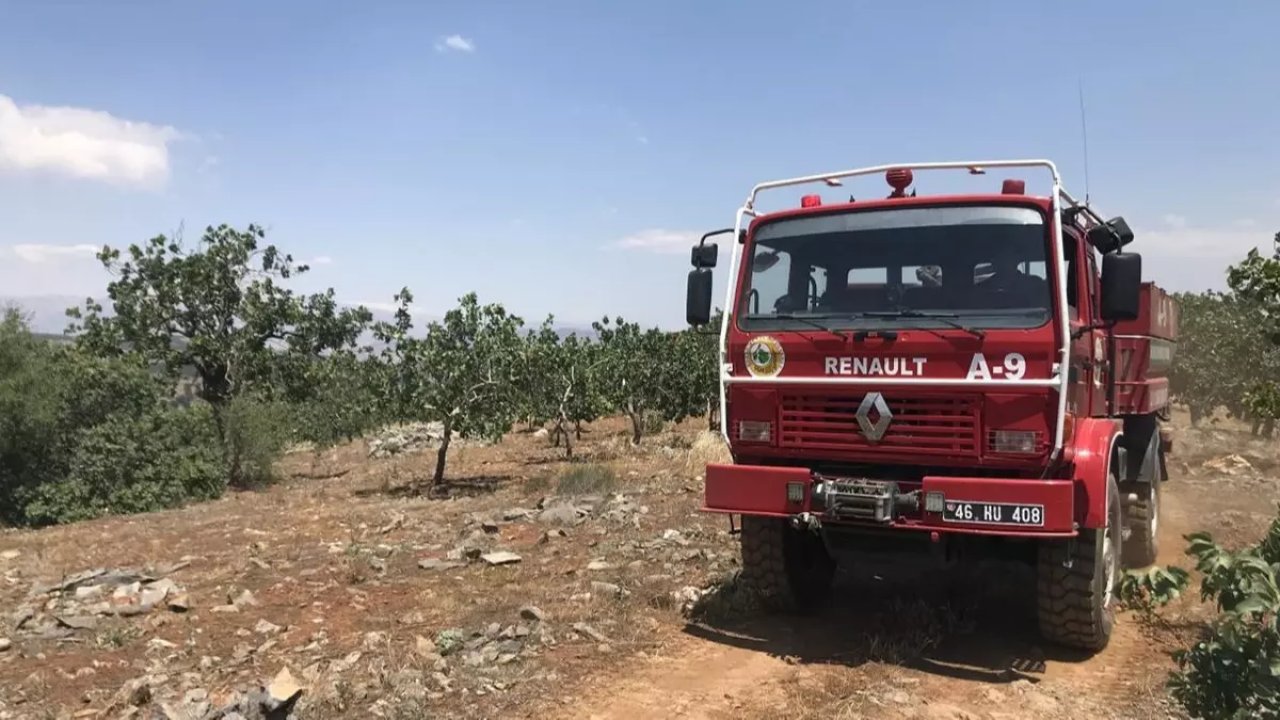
[718,159,1079,460]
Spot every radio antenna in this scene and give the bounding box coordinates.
[1078,77,1091,205]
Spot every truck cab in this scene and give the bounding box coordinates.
[686,161,1175,652]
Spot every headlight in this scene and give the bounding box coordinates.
[989,430,1040,454]
[737,420,773,443]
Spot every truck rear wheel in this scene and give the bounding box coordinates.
[739,515,835,611]
[1037,472,1121,651]
[1121,450,1162,568]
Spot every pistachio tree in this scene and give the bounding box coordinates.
[1225,231,1280,433]
[376,290,524,488]
[593,317,702,443]
[67,224,371,486]
[523,320,604,457]
[1170,291,1264,425]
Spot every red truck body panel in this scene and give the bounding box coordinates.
[1113,283,1177,416]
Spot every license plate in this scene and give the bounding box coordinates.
[942,500,1045,527]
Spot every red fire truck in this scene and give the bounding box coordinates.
[685,160,1176,651]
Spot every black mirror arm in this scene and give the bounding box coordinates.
[1070,321,1116,341]
[698,228,733,253]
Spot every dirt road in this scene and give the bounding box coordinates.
[556,471,1202,720]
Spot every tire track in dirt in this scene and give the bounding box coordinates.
[547,629,801,720]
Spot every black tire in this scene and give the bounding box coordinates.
[739,515,835,611]
[1121,452,1162,568]
[1037,471,1121,651]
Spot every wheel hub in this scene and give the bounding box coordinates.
[1150,484,1160,538]
[1103,492,1120,607]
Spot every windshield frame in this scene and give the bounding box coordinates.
[733,200,1059,334]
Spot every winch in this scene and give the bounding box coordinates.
[812,475,919,523]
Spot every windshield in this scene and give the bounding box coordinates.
[738,204,1053,331]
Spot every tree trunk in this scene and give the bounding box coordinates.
[557,413,574,459]
[210,402,243,488]
[627,403,643,446]
[575,420,583,440]
[432,417,453,488]
[1265,418,1276,439]
[1190,405,1203,427]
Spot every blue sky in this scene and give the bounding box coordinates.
[1,1,1277,329]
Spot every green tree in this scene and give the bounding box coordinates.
[594,317,701,444]
[522,320,604,458]
[670,310,722,431]
[67,224,372,486]
[1170,291,1266,425]
[1226,231,1280,436]
[375,291,524,487]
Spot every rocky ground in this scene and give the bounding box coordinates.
[0,412,1275,719]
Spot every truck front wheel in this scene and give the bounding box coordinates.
[739,516,835,611]
[1036,472,1121,651]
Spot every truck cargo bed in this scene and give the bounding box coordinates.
[1113,283,1176,415]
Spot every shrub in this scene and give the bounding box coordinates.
[0,311,228,526]
[221,396,294,488]
[556,464,617,496]
[21,404,224,525]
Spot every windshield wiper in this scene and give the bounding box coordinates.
[754,313,849,341]
[860,310,986,339]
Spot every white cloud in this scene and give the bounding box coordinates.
[0,243,111,299]
[1138,217,1277,292]
[1161,213,1188,229]
[307,255,334,266]
[614,229,704,255]
[0,94,180,186]
[435,34,475,53]
[10,243,100,264]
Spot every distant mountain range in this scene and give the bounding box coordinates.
[1,295,597,341]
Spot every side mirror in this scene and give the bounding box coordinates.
[1087,216,1135,254]
[691,229,733,269]
[691,243,718,269]
[1100,252,1142,322]
[687,269,713,326]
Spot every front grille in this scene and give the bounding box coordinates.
[778,392,980,457]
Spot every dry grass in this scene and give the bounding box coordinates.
[684,430,731,476]
[556,464,618,495]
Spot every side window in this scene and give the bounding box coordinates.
[901,265,942,287]
[847,267,887,285]
[1020,261,1047,279]
[743,251,792,314]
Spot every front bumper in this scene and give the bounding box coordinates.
[703,463,1078,537]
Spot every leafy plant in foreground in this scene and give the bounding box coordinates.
[1159,513,1280,719]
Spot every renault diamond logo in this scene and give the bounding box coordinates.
[855,392,892,442]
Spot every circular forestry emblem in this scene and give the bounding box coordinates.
[745,336,785,378]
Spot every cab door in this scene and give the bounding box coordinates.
[1063,230,1101,417]
[1083,246,1108,416]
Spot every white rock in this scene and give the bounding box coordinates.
[480,551,522,566]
